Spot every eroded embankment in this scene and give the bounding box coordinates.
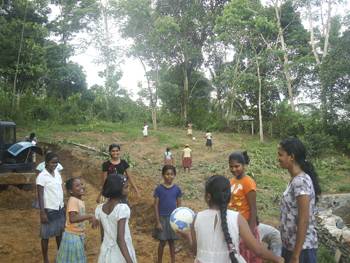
[0,143,192,263]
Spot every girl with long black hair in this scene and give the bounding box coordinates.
[179,175,283,263]
[278,137,321,263]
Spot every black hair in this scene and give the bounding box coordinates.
[280,137,321,202]
[45,152,58,163]
[102,174,127,199]
[65,177,80,192]
[228,151,250,165]
[108,143,121,152]
[166,147,170,152]
[162,165,176,176]
[205,175,238,263]
[29,132,35,140]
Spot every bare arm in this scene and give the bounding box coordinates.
[177,215,197,256]
[190,215,197,256]
[238,214,283,263]
[154,197,162,230]
[117,219,134,263]
[176,197,182,208]
[69,211,95,224]
[246,190,257,231]
[37,185,48,223]
[125,169,140,197]
[96,171,107,203]
[290,195,310,262]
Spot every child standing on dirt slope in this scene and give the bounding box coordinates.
[95,174,138,263]
[181,144,192,173]
[56,177,97,263]
[177,175,284,263]
[164,147,174,166]
[97,143,140,203]
[143,122,148,137]
[36,152,65,263]
[153,165,182,263]
[204,130,213,150]
[228,151,262,263]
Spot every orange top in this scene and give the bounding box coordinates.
[65,196,86,235]
[228,175,256,220]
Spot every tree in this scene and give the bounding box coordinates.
[117,0,160,129]
[0,0,49,111]
[216,0,277,142]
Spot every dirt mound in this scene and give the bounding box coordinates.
[0,186,35,210]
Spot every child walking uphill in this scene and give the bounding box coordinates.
[179,175,284,263]
[154,165,182,263]
[36,152,65,263]
[228,151,262,263]
[95,174,137,263]
[56,177,97,263]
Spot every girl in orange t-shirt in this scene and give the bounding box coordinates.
[228,151,262,263]
[56,177,97,263]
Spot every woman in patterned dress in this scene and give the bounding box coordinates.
[278,138,321,263]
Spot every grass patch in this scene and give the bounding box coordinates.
[318,244,336,263]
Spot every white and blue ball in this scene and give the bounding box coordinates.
[170,207,195,232]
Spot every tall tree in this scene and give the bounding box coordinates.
[117,0,160,129]
[216,0,277,142]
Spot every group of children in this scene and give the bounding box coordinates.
[37,137,320,263]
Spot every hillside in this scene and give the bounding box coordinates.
[0,122,349,262]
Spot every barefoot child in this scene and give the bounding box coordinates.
[154,165,182,263]
[179,175,284,263]
[56,177,97,263]
[95,174,137,263]
[36,152,65,263]
[228,151,261,263]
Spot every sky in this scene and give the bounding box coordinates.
[48,4,145,99]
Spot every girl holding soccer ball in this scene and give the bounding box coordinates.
[153,165,182,263]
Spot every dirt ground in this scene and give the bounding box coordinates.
[0,130,242,263]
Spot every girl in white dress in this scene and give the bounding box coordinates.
[179,175,284,263]
[95,174,137,263]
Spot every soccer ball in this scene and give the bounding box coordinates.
[170,207,195,232]
[192,137,196,141]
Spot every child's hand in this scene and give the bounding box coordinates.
[156,222,163,231]
[40,210,48,224]
[89,216,99,229]
[176,229,191,240]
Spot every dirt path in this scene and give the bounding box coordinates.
[0,129,241,262]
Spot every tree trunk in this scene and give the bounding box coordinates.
[102,2,110,111]
[182,63,189,123]
[255,53,264,143]
[138,57,158,130]
[12,0,28,111]
[308,3,321,65]
[322,0,332,59]
[274,1,295,111]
